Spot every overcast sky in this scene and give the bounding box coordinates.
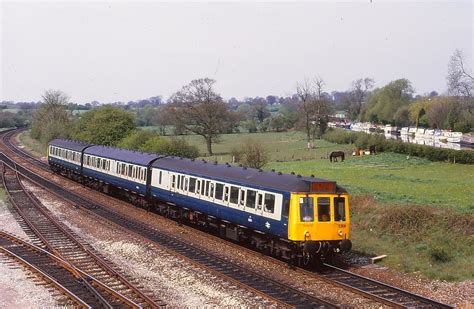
[1,1,472,103]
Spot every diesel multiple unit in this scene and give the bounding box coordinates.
[48,139,351,263]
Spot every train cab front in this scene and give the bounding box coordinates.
[288,182,351,261]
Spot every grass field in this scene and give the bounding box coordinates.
[163,131,354,163]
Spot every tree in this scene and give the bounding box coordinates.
[296,77,330,149]
[361,79,414,124]
[71,106,136,145]
[30,90,73,144]
[447,49,474,99]
[348,78,374,119]
[166,78,232,155]
[235,138,269,169]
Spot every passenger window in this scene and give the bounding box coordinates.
[184,178,188,191]
[257,193,263,210]
[209,183,214,198]
[264,194,275,213]
[189,178,196,192]
[300,197,314,222]
[230,187,239,204]
[159,171,162,184]
[177,175,181,189]
[196,180,201,194]
[224,186,230,202]
[205,181,210,196]
[334,197,346,221]
[239,190,245,206]
[128,165,133,177]
[246,190,256,209]
[171,175,176,188]
[318,197,331,222]
[215,183,224,200]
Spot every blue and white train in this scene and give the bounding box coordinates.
[48,139,351,263]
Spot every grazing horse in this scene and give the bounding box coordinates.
[369,145,376,155]
[329,151,345,162]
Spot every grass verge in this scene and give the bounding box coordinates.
[350,196,473,281]
[17,130,47,157]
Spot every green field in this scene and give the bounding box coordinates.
[163,131,354,163]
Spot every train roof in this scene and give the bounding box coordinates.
[85,145,159,165]
[49,139,345,193]
[49,139,92,152]
[152,157,341,193]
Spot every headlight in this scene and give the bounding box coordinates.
[338,230,343,236]
[305,231,311,238]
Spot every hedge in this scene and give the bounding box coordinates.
[322,129,474,164]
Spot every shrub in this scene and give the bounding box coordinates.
[429,246,452,263]
[140,136,199,159]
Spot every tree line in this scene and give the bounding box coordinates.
[21,49,474,158]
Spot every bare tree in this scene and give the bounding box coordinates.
[296,77,330,149]
[348,78,374,119]
[239,138,269,169]
[167,78,231,155]
[447,49,474,99]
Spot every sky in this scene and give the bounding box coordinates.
[1,1,472,103]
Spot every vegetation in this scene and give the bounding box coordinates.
[349,196,473,281]
[30,90,73,144]
[165,78,235,155]
[71,106,136,145]
[323,129,474,164]
[118,129,199,159]
[231,138,269,169]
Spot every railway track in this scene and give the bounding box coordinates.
[1,162,164,308]
[0,230,114,308]
[0,151,337,307]
[0,129,455,308]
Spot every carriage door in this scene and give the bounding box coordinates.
[223,185,230,206]
[257,192,264,215]
[196,179,202,197]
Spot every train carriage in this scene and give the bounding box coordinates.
[47,139,351,262]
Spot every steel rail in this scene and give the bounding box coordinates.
[0,230,94,308]
[1,162,160,308]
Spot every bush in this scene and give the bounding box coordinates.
[140,136,199,159]
[429,246,452,263]
[232,138,269,169]
[323,129,474,164]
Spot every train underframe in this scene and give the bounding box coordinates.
[50,163,344,266]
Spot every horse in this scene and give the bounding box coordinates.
[329,151,345,162]
[369,145,376,155]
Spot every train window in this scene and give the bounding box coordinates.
[257,193,263,210]
[215,183,224,200]
[230,187,239,204]
[224,186,230,202]
[132,166,136,178]
[189,178,196,192]
[201,180,205,195]
[196,180,201,194]
[334,197,346,221]
[209,183,214,198]
[264,194,275,213]
[183,178,188,191]
[300,197,314,222]
[317,197,330,222]
[171,175,176,188]
[158,171,162,184]
[239,190,245,206]
[246,190,256,209]
[282,199,289,217]
[103,160,107,170]
[205,181,210,196]
[143,169,147,181]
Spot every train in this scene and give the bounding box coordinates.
[47,139,351,264]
